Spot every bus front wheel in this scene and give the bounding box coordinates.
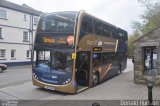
[93,72,99,86]
[117,65,122,75]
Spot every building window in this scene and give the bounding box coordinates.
[0,27,2,39]
[11,50,16,59]
[0,10,7,19]
[24,14,27,21]
[144,46,157,72]
[34,17,38,25]
[23,31,29,42]
[26,50,31,58]
[0,49,6,59]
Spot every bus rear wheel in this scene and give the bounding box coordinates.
[93,72,99,86]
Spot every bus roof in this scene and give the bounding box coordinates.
[40,11,79,17]
[79,10,127,33]
[40,10,127,33]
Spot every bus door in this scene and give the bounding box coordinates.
[76,51,90,87]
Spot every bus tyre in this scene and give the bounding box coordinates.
[93,72,99,86]
[117,65,121,75]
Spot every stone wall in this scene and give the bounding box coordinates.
[133,26,160,85]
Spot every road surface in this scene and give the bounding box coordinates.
[0,59,159,106]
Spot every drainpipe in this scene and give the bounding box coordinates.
[30,14,33,64]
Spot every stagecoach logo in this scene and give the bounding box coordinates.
[86,39,116,47]
[98,41,103,47]
[86,39,117,51]
[87,39,103,46]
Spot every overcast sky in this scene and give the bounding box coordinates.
[7,0,147,34]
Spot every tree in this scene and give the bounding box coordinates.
[128,31,141,57]
[128,0,160,57]
[133,0,160,35]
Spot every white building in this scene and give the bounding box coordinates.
[0,0,42,66]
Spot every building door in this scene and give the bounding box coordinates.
[144,47,157,73]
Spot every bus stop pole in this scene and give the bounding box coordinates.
[92,103,100,106]
[147,82,153,106]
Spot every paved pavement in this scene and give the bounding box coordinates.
[0,59,159,106]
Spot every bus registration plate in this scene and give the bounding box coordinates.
[44,86,54,90]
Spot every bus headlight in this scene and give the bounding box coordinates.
[65,79,71,84]
[33,73,39,80]
[63,79,71,84]
[35,75,37,78]
[68,79,71,81]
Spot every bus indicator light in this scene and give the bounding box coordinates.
[72,80,77,87]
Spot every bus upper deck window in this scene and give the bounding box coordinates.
[94,20,102,36]
[103,25,109,37]
[81,16,93,34]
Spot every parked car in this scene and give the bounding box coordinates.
[0,64,7,72]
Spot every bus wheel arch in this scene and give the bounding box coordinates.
[92,71,100,86]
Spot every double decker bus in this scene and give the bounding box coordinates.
[32,11,128,94]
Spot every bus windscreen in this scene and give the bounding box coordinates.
[37,12,78,33]
[36,50,73,72]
